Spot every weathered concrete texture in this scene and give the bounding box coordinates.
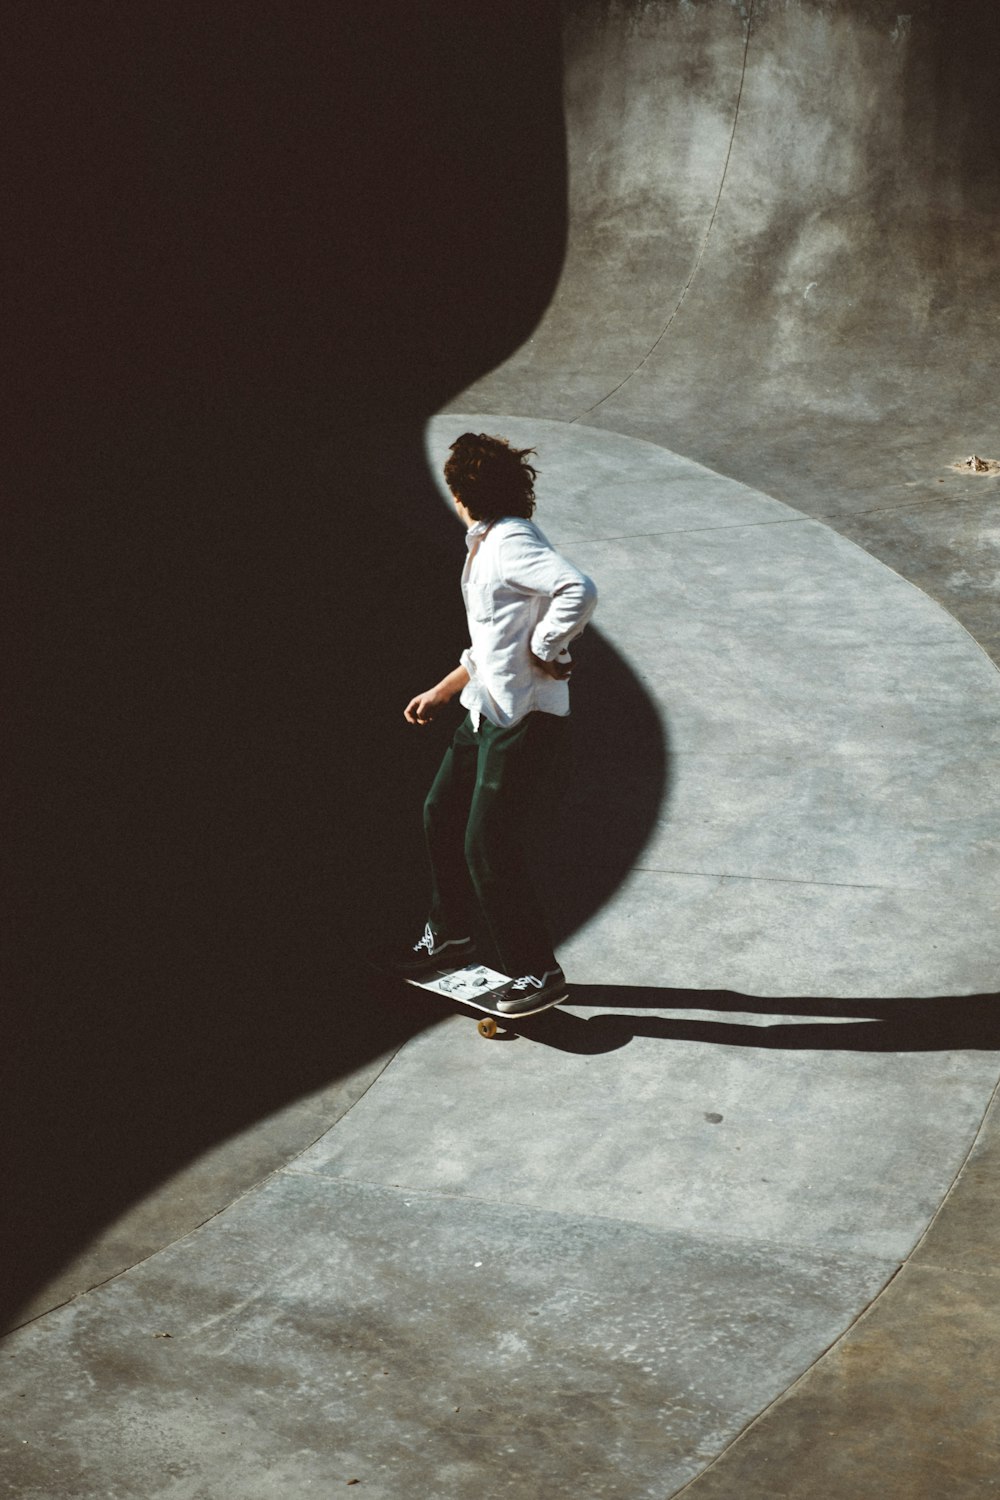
[836,486,1000,667]
[428,416,1000,999]
[0,1172,896,1500]
[451,0,1000,668]
[679,1090,1000,1500]
[558,871,998,1000]
[438,4,1000,1490]
[910,1084,1000,1277]
[10,1054,397,1329]
[677,1261,1000,1500]
[297,1003,997,1265]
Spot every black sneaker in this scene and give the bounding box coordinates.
[494,967,568,1014]
[389,923,475,977]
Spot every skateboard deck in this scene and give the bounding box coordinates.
[406,961,566,1037]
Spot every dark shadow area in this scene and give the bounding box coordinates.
[549,631,669,947]
[920,0,1000,198]
[457,986,1000,1055]
[17,0,996,1339]
[2,3,669,1333]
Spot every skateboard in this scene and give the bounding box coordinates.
[405,961,566,1038]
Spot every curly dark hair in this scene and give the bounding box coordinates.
[443,432,537,521]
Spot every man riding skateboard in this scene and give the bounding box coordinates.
[392,431,597,1015]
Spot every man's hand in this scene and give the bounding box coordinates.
[404,663,471,726]
[530,648,573,681]
[404,687,447,726]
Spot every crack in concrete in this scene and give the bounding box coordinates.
[668,1073,1000,1498]
[565,516,811,545]
[633,866,921,893]
[572,0,757,422]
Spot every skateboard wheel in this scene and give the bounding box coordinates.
[477,1017,498,1039]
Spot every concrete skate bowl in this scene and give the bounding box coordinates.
[9,0,1000,1362]
[4,5,1000,1493]
[453,0,1000,665]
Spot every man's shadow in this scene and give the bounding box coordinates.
[403,985,1000,1055]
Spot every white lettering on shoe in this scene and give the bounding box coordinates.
[414,923,436,956]
[414,925,472,959]
[511,971,559,993]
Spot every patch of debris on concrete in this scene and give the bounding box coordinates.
[951,454,1000,474]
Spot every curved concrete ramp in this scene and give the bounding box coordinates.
[454,0,1000,664]
[430,2,1000,1482]
[429,415,1000,999]
[4,416,999,1499]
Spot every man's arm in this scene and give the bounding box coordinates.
[499,526,598,663]
[404,664,470,726]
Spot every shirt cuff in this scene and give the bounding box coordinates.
[529,630,564,663]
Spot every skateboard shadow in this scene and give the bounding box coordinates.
[483,985,1000,1055]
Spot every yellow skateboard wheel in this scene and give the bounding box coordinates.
[477,1016,498,1039]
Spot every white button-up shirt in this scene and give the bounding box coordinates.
[458,517,598,729]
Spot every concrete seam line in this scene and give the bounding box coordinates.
[665,1069,1000,1499]
[572,0,757,424]
[907,1260,1000,1281]
[0,1044,410,1340]
[632,867,922,893]
[811,515,1000,676]
[262,1176,898,1273]
[565,517,816,544]
[841,492,1000,519]
[893,1070,1000,1269]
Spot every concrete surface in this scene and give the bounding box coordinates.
[455,0,1000,664]
[677,1083,1000,1500]
[7,1055,398,1330]
[6,2,1000,1496]
[0,1175,897,1499]
[4,417,999,1495]
[436,1,1000,1489]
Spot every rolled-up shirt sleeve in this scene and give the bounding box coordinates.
[498,527,598,662]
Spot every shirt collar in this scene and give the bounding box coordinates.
[466,520,491,549]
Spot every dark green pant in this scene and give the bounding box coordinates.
[424,711,569,977]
